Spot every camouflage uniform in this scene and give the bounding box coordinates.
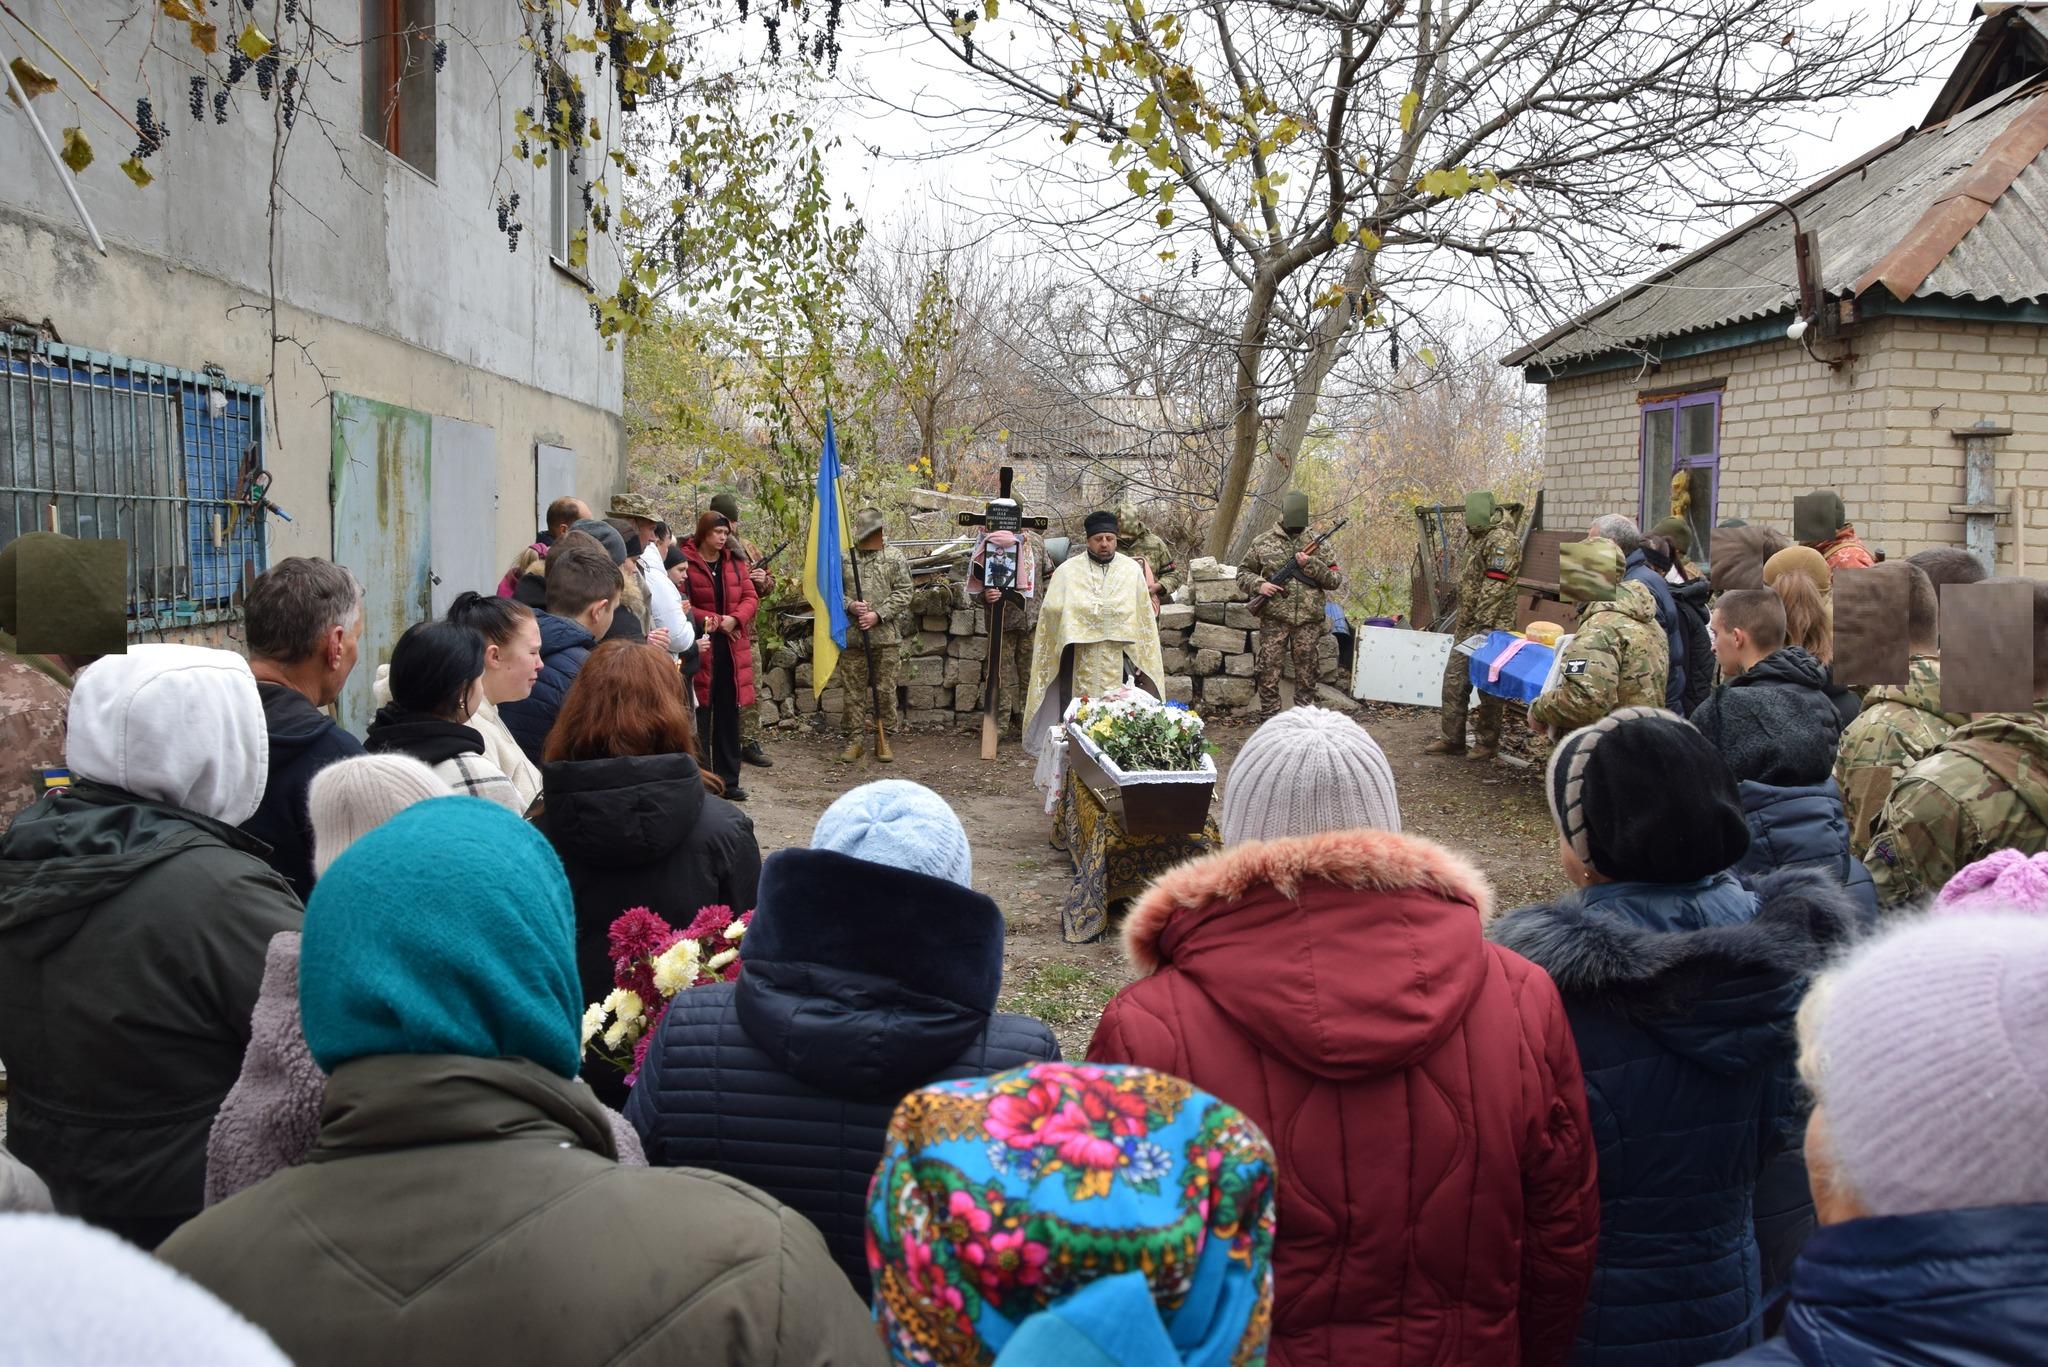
[1237,524,1342,717]
[1834,654,1965,857]
[978,533,1051,732]
[1436,514,1523,749]
[1866,705,2048,908]
[840,544,914,739]
[0,646,69,829]
[1116,507,1181,601]
[1527,580,1670,736]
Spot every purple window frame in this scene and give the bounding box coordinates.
[1639,390,1721,561]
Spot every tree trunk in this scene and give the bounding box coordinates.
[1204,272,1277,559]
[1225,246,1375,563]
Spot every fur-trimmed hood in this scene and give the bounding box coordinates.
[1121,828,1498,1079]
[1490,867,1859,1074]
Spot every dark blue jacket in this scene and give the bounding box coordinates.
[626,848,1061,1301]
[1733,780,1879,923]
[499,611,595,763]
[1626,551,1686,712]
[1711,1203,2048,1365]
[1491,870,1860,1367]
[239,682,362,902]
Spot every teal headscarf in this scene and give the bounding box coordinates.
[301,797,581,1078]
[868,1063,1277,1365]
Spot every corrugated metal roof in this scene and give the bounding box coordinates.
[1508,87,2048,371]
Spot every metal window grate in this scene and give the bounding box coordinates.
[1,336,267,634]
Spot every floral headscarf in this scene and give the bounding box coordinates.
[866,1063,1277,1366]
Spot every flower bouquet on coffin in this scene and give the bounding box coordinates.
[1061,686,1217,836]
[582,904,750,1085]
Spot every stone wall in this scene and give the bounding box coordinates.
[753,557,1345,731]
[1540,315,2048,568]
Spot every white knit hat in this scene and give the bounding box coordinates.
[1220,707,1401,845]
[307,754,449,880]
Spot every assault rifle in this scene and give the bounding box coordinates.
[747,539,793,573]
[1245,518,1349,618]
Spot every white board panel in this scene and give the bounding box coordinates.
[1353,626,1456,707]
[535,442,577,531]
[429,415,498,615]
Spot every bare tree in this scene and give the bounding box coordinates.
[866,0,1950,557]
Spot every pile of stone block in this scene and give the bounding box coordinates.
[753,559,1344,733]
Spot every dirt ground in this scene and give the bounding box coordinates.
[746,700,1566,1057]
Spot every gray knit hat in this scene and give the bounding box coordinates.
[1220,707,1400,845]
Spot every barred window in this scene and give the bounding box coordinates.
[1,336,268,633]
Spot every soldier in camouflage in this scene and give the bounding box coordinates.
[1427,492,1524,759]
[1867,703,2048,907]
[839,507,914,764]
[1116,503,1181,607]
[1835,563,1962,857]
[1527,537,1670,738]
[0,646,68,828]
[1867,581,2048,906]
[1237,492,1342,719]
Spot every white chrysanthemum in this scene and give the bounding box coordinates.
[723,920,748,942]
[651,940,703,997]
[706,948,738,973]
[580,1003,607,1046]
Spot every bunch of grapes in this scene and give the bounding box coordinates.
[226,49,249,86]
[255,54,279,99]
[133,97,167,160]
[188,75,207,121]
[213,89,230,124]
[432,39,448,73]
[280,67,300,127]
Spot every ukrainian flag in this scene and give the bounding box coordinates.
[803,410,852,692]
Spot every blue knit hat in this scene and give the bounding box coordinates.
[300,797,581,1078]
[811,780,974,887]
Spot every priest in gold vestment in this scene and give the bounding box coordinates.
[1023,510,1165,799]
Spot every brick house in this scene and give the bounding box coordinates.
[1507,5,2048,570]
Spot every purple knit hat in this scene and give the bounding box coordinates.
[1815,914,2048,1217]
[1933,849,2048,917]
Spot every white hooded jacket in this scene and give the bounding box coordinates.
[65,645,269,827]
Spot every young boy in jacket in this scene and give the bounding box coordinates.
[498,534,620,763]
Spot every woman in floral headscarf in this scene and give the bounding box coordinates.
[867,1062,1277,1366]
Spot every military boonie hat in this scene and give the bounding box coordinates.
[853,507,887,541]
[606,492,659,521]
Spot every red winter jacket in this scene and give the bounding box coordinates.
[1088,828,1599,1367]
[679,540,758,708]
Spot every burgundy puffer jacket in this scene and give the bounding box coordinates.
[1088,827,1600,1367]
[679,540,758,707]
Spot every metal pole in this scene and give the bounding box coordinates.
[4,48,108,256]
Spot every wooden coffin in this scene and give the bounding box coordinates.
[1063,723,1217,837]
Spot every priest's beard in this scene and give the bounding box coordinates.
[1088,549,1116,565]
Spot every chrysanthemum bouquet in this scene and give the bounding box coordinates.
[582,904,750,1085]
[1073,686,1214,774]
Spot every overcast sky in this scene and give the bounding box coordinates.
[797,1,1974,339]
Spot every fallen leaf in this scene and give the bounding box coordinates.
[60,125,93,173]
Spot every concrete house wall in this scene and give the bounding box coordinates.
[0,0,623,598]
[1539,315,2048,567]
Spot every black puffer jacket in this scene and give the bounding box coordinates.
[533,750,758,1107]
[240,682,363,901]
[1691,647,1860,786]
[626,847,1061,1300]
[498,611,595,763]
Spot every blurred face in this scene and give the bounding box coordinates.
[483,616,544,705]
[1087,531,1119,560]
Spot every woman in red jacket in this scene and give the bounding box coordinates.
[679,511,758,800]
[1089,706,1599,1367]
